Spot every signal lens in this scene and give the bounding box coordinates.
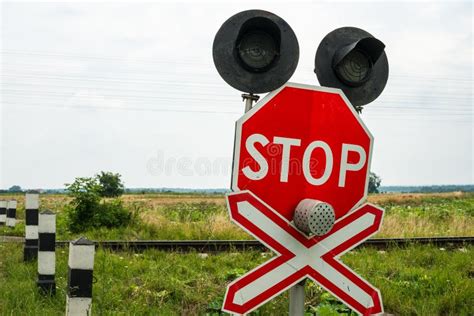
[334,49,372,87]
[238,30,278,72]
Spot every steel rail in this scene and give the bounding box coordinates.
[52,236,474,252]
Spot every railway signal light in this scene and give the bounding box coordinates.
[213,10,299,94]
[314,27,389,111]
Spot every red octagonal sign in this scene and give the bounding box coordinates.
[232,83,373,221]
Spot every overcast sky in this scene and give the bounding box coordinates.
[0,1,472,189]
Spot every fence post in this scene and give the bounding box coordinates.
[24,192,40,261]
[0,201,6,225]
[66,237,95,316]
[6,200,17,227]
[37,210,56,295]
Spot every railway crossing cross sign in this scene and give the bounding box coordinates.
[223,83,385,315]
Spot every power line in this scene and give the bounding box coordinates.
[3,50,472,83]
[3,102,472,123]
[2,102,242,115]
[3,67,473,88]
[0,50,207,67]
[2,88,472,112]
[2,51,472,118]
[2,77,471,109]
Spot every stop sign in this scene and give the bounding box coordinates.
[231,83,373,221]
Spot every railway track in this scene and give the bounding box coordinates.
[53,236,474,252]
[2,236,472,252]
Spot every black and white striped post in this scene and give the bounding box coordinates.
[24,192,40,261]
[0,200,6,225]
[37,210,56,295]
[6,200,17,227]
[66,237,95,316]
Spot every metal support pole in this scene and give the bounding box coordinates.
[242,93,260,113]
[289,279,306,316]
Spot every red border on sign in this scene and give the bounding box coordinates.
[230,82,374,220]
[222,191,384,315]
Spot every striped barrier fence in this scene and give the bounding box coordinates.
[66,237,96,316]
[24,192,40,261]
[37,210,56,295]
[0,200,6,225]
[6,200,17,227]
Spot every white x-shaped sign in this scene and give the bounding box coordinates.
[223,190,384,315]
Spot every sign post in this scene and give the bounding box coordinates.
[223,83,385,315]
[289,280,305,315]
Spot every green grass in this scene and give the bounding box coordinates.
[1,193,473,314]
[0,243,472,315]
[375,193,474,238]
[2,193,473,241]
[379,193,473,218]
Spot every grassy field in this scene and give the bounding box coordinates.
[0,243,472,315]
[0,192,473,315]
[1,192,473,241]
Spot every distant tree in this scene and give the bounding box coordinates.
[96,171,125,197]
[368,172,382,193]
[8,185,22,192]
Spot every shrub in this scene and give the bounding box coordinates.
[66,177,132,232]
[66,177,102,232]
[94,199,131,229]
